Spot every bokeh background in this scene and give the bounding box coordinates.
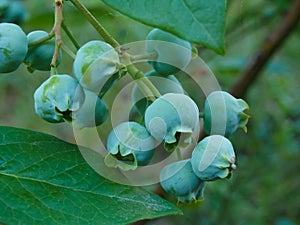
[0,0,299,224]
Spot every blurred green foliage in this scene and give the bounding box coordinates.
[0,0,299,224]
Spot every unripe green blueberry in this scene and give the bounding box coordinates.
[132,70,184,116]
[73,40,120,92]
[0,22,28,73]
[191,135,236,181]
[203,91,249,137]
[105,121,155,171]
[24,30,62,72]
[145,93,199,152]
[2,0,26,24]
[160,159,206,203]
[72,90,108,128]
[146,28,192,75]
[34,74,85,123]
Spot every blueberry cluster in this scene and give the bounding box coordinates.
[33,39,118,128]
[159,91,249,203]
[0,23,250,204]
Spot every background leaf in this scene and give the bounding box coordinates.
[0,126,181,225]
[101,0,226,54]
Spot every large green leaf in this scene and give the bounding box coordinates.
[101,0,226,54]
[0,126,181,225]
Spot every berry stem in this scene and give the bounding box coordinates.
[61,44,76,59]
[50,0,63,68]
[126,63,161,99]
[131,52,158,62]
[136,79,155,102]
[28,32,55,47]
[50,66,58,76]
[61,22,80,50]
[176,148,182,161]
[68,0,119,48]
[199,112,204,118]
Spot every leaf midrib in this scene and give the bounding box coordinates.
[0,171,167,210]
[181,0,218,47]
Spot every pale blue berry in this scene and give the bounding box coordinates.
[105,121,155,170]
[191,135,236,181]
[72,90,108,128]
[160,159,206,203]
[145,93,199,152]
[203,91,249,137]
[73,40,120,92]
[34,74,85,123]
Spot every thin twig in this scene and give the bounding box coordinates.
[68,0,119,48]
[50,0,63,68]
[228,0,300,98]
[62,22,80,50]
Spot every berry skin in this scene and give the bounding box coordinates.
[132,70,184,116]
[160,159,206,203]
[24,30,62,72]
[72,90,108,128]
[145,93,199,152]
[0,22,28,73]
[191,135,236,181]
[146,28,192,75]
[203,91,249,137]
[73,40,120,92]
[34,74,85,123]
[105,121,155,171]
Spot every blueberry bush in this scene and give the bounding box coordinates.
[1,0,299,225]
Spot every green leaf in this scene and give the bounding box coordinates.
[101,0,226,54]
[0,126,181,225]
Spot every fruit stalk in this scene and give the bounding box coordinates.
[61,23,80,50]
[28,33,55,47]
[50,0,63,68]
[68,0,119,48]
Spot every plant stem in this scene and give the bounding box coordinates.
[131,52,158,62]
[62,22,80,50]
[228,0,300,98]
[140,77,161,98]
[68,0,119,48]
[126,63,161,99]
[50,0,63,68]
[61,44,76,59]
[136,80,155,102]
[176,148,182,161]
[28,32,55,47]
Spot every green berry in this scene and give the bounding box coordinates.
[132,70,184,116]
[0,22,28,73]
[191,135,236,181]
[203,91,249,137]
[72,90,108,128]
[160,159,206,203]
[73,40,120,92]
[146,28,192,75]
[24,30,62,72]
[145,93,199,152]
[105,121,155,171]
[34,74,85,123]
